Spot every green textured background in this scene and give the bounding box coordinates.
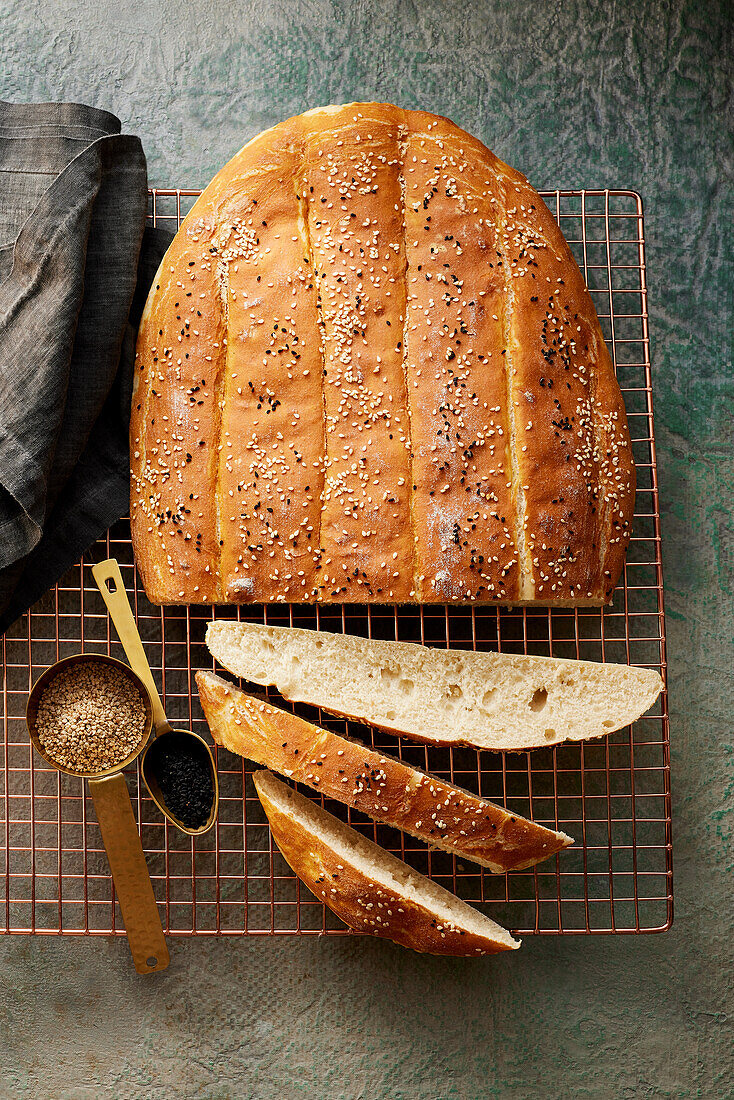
[1,1,732,1096]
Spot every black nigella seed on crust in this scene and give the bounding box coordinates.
[147,733,214,829]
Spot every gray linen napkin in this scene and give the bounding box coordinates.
[0,101,173,633]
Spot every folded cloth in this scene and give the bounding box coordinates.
[0,101,173,634]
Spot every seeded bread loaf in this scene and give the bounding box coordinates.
[206,622,663,752]
[253,771,519,955]
[131,102,634,606]
[197,670,572,872]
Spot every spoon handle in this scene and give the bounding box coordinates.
[92,559,172,734]
[88,772,169,974]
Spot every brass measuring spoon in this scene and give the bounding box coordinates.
[26,653,169,974]
[92,558,218,836]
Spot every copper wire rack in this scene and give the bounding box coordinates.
[0,187,672,938]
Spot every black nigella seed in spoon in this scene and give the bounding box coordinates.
[147,735,214,829]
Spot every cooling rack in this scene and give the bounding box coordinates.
[0,188,671,938]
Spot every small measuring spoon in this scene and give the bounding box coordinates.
[92,558,218,836]
[26,653,169,974]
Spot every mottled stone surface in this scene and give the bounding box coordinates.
[0,1,731,1096]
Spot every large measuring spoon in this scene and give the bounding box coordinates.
[92,558,218,836]
[26,653,169,974]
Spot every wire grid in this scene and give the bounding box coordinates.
[0,188,671,938]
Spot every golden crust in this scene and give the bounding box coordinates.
[196,670,572,872]
[498,167,635,599]
[253,770,518,955]
[132,103,634,605]
[298,114,415,600]
[131,240,225,602]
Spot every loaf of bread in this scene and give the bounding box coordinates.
[197,669,572,871]
[206,622,663,752]
[131,103,634,606]
[253,770,519,955]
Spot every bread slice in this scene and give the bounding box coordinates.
[253,770,520,955]
[206,622,663,752]
[197,670,572,872]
